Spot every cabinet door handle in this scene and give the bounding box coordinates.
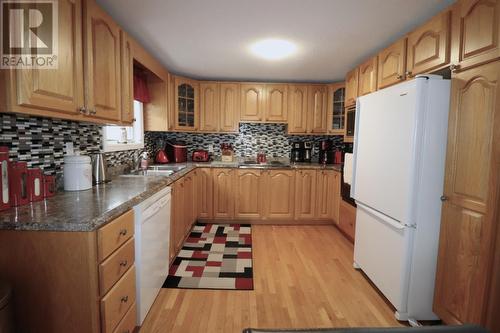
[405,71,413,78]
[120,295,129,303]
[440,195,448,202]
[119,229,127,236]
[119,260,128,267]
[90,109,97,115]
[79,107,87,114]
[449,64,460,73]
[396,74,403,80]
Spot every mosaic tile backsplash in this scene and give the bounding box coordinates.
[0,113,142,178]
[145,123,346,161]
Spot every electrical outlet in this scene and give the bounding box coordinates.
[208,144,214,153]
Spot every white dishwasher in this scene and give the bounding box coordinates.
[134,186,171,326]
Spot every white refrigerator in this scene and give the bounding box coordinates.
[351,75,450,322]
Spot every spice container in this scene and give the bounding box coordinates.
[43,175,56,198]
[9,161,29,207]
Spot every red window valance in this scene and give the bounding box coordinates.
[134,71,150,103]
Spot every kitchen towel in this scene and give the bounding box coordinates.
[343,153,353,185]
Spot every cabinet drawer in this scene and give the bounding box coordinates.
[101,265,136,333]
[99,237,135,296]
[339,200,356,241]
[98,210,134,261]
[112,301,136,333]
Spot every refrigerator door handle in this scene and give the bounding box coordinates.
[356,202,405,230]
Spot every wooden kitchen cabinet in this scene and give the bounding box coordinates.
[294,170,317,220]
[406,11,451,78]
[339,200,356,242]
[327,83,346,135]
[1,0,85,120]
[235,169,264,219]
[120,31,134,124]
[0,210,137,333]
[344,68,359,106]
[84,0,122,122]
[358,57,378,96]
[183,172,195,236]
[170,178,185,257]
[219,83,240,132]
[199,82,220,132]
[316,170,340,222]
[450,0,500,72]
[264,170,295,220]
[307,84,328,133]
[240,83,266,122]
[213,168,235,219]
[287,84,309,134]
[196,168,213,219]
[174,76,199,131]
[433,61,500,328]
[265,84,288,122]
[377,39,407,89]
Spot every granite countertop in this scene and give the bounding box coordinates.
[0,162,341,232]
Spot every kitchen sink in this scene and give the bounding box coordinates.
[147,165,186,172]
[120,169,175,177]
[238,160,291,169]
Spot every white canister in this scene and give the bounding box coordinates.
[63,155,92,191]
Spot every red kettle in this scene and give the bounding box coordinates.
[155,149,169,164]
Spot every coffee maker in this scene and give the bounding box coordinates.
[303,141,313,163]
[290,142,304,162]
[319,140,334,164]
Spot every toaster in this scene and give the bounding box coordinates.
[192,150,210,162]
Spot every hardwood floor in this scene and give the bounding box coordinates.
[140,225,403,332]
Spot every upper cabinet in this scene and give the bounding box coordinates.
[84,0,122,122]
[174,77,199,131]
[240,83,287,122]
[1,0,85,120]
[240,83,266,122]
[287,84,309,134]
[219,83,240,132]
[327,83,346,135]
[377,39,407,89]
[358,56,378,96]
[406,11,451,78]
[120,31,134,124]
[265,84,288,122]
[307,85,328,134]
[345,68,359,106]
[450,0,500,72]
[199,82,220,132]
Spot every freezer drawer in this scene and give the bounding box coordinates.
[353,203,413,314]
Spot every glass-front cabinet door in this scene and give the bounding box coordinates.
[174,76,198,131]
[327,83,345,135]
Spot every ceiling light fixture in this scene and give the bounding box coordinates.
[249,39,297,60]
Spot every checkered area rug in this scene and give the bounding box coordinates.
[163,223,253,290]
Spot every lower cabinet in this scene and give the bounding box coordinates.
[316,170,340,221]
[0,210,137,333]
[196,168,213,218]
[264,170,296,220]
[235,169,264,219]
[338,200,356,241]
[212,168,235,219]
[294,170,318,220]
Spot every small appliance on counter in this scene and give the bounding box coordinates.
[63,155,92,191]
[290,142,304,163]
[303,141,313,163]
[220,143,234,162]
[43,175,56,198]
[27,168,43,202]
[0,147,10,211]
[165,141,187,163]
[90,152,109,185]
[192,150,210,162]
[9,161,29,207]
[155,149,169,164]
[257,151,267,164]
[318,140,340,165]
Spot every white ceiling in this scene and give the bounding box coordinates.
[97,0,454,83]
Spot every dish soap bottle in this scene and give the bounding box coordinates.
[140,152,149,170]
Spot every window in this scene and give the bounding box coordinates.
[102,101,144,152]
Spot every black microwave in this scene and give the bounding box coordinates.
[345,105,356,138]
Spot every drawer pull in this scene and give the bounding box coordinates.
[119,229,128,236]
[120,260,128,267]
[121,295,129,303]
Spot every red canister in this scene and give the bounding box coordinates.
[28,168,43,202]
[0,147,10,211]
[9,161,29,206]
[43,175,56,198]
